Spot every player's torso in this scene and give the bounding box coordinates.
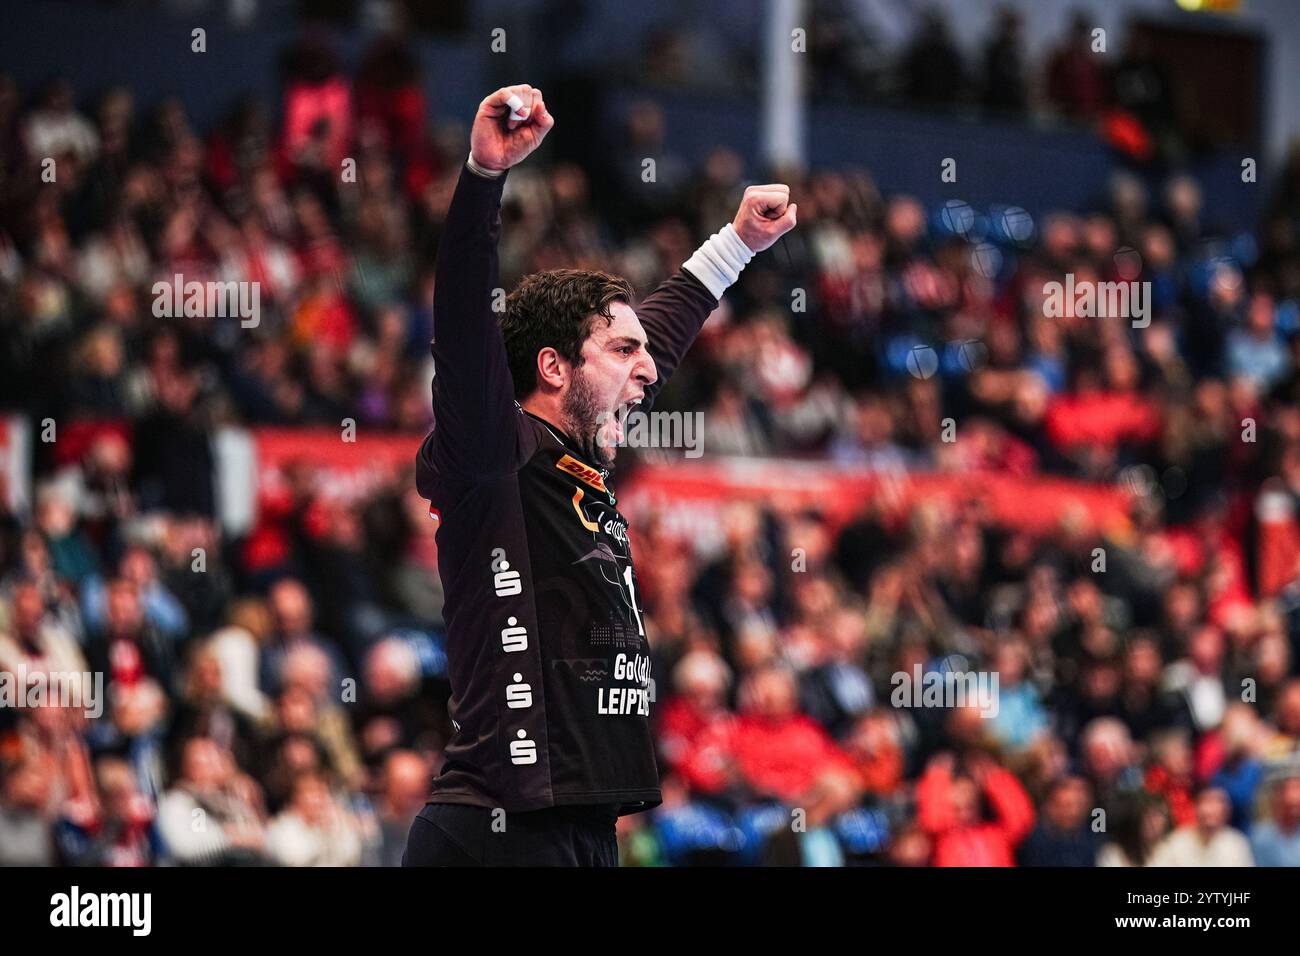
[429,417,659,810]
[517,440,649,685]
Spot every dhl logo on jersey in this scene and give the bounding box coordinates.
[556,454,607,493]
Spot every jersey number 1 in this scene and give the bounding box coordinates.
[622,565,645,637]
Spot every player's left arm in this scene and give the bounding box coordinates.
[635,184,797,410]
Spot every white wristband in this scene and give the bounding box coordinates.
[682,224,755,299]
[466,152,505,179]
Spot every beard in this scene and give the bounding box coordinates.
[561,366,616,468]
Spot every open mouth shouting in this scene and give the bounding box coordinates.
[599,394,644,449]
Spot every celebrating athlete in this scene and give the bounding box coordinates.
[402,84,797,866]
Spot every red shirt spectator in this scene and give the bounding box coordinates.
[917,755,1036,867]
[680,666,859,816]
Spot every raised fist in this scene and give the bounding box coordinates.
[469,84,554,174]
[732,184,798,253]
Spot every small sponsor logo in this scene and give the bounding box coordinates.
[573,543,618,566]
[556,454,607,492]
[557,659,610,684]
[491,548,521,596]
[506,673,533,709]
[571,489,600,532]
[500,617,528,653]
[510,729,537,765]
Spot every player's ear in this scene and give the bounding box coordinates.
[536,347,567,390]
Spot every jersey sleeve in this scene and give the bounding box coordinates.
[633,268,719,413]
[419,163,524,490]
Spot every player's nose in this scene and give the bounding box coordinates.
[635,353,658,387]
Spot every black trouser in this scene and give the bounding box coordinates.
[401,802,619,867]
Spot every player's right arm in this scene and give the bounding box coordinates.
[422,85,554,485]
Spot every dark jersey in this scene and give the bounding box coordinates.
[416,164,717,815]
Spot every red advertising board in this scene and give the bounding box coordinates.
[618,458,1136,551]
[251,427,420,502]
[230,430,1137,554]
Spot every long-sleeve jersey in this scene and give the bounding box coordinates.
[416,164,719,815]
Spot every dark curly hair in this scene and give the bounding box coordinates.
[500,269,635,399]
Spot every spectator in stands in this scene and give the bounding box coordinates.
[1148,786,1254,866]
[0,757,55,865]
[901,7,965,107]
[1097,792,1171,867]
[917,751,1036,866]
[1144,728,1197,829]
[166,642,261,774]
[258,578,347,697]
[82,545,189,644]
[85,577,175,698]
[1199,703,1268,832]
[1046,12,1110,120]
[1018,775,1100,866]
[981,6,1028,115]
[156,737,268,865]
[799,605,875,740]
[1227,290,1289,391]
[1250,764,1300,866]
[270,650,364,792]
[371,750,431,868]
[656,649,735,777]
[844,709,907,798]
[682,665,861,826]
[1079,717,1143,812]
[266,770,364,866]
[57,757,156,866]
[0,578,87,676]
[987,638,1049,753]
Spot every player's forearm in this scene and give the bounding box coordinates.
[436,162,506,303]
[634,268,722,407]
[634,229,756,407]
[423,162,523,476]
[431,163,508,368]
[637,184,797,406]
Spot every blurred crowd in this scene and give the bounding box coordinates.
[638,0,1228,173]
[644,2,1188,146]
[4,13,1300,866]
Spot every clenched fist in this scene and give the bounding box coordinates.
[732,184,798,253]
[469,84,555,174]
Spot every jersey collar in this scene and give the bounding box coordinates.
[519,404,614,483]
